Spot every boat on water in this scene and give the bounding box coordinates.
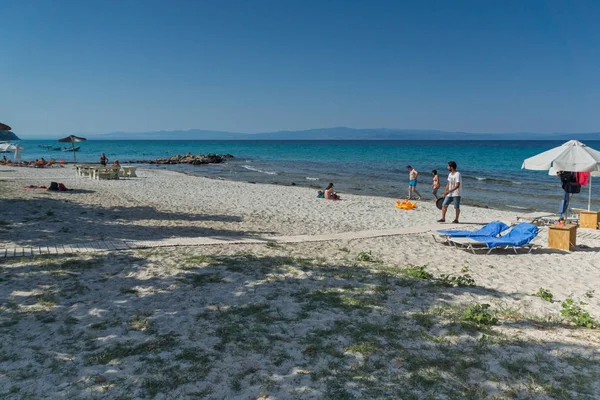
[38,144,53,148]
[62,146,80,152]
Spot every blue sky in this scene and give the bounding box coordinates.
[2,0,600,136]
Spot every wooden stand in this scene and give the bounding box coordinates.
[578,211,600,230]
[547,224,577,251]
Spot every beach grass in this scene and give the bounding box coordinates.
[1,247,599,399]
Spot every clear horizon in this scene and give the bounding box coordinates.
[2,1,600,135]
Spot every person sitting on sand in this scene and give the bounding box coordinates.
[1,155,7,164]
[100,153,108,166]
[112,160,120,167]
[324,183,341,200]
[34,158,46,168]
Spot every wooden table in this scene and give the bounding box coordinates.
[577,210,600,230]
[547,224,577,251]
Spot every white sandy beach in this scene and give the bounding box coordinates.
[1,165,599,399]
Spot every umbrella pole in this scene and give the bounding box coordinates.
[72,141,76,162]
[589,176,592,211]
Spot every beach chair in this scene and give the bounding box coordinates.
[433,221,510,244]
[118,166,137,178]
[516,212,557,226]
[448,223,540,255]
[96,167,120,180]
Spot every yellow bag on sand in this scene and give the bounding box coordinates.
[396,199,416,210]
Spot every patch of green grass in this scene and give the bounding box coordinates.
[130,313,153,332]
[83,333,180,365]
[187,273,224,286]
[60,258,104,270]
[89,321,109,330]
[401,265,433,280]
[343,341,380,358]
[265,241,280,248]
[560,298,597,328]
[461,304,498,327]
[299,288,385,311]
[413,311,435,329]
[37,296,57,308]
[439,270,475,287]
[179,255,220,269]
[584,290,594,299]
[356,251,375,262]
[532,287,554,302]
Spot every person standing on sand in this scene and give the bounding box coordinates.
[432,170,440,200]
[406,165,421,200]
[100,153,108,166]
[438,161,461,223]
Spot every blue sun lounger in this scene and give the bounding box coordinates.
[448,223,540,254]
[433,221,510,244]
[437,221,510,238]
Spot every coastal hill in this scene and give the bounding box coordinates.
[83,127,600,141]
[0,131,20,141]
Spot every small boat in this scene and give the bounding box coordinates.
[52,147,62,151]
[38,144,53,148]
[62,146,80,152]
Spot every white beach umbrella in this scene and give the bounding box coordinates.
[523,140,600,211]
[0,143,25,160]
[522,140,600,173]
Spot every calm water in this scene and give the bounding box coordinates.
[10,139,600,212]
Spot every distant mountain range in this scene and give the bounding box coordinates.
[25,127,600,141]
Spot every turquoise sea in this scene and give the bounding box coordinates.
[12,139,600,212]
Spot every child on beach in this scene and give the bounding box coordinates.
[432,170,440,200]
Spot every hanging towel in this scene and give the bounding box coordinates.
[576,172,590,186]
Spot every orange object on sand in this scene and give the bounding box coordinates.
[396,199,417,210]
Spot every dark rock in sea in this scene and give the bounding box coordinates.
[291,182,296,186]
[128,153,231,165]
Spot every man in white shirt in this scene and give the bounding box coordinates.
[438,161,461,223]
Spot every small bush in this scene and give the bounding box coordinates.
[356,251,375,262]
[532,288,553,302]
[439,273,475,287]
[560,299,597,328]
[402,265,433,280]
[461,304,498,326]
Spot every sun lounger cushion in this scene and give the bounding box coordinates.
[438,221,509,238]
[468,223,538,249]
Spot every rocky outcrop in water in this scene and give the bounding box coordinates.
[0,131,19,141]
[129,153,233,165]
